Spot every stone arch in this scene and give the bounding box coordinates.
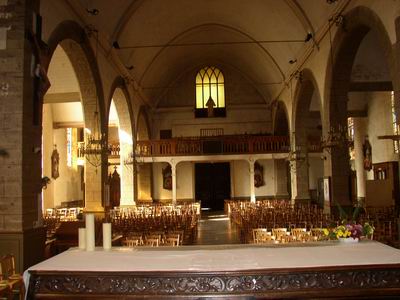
[323,6,395,208]
[136,106,151,141]
[136,106,152,202]
[45,20,106,211]
[291,69,323,204]
[273,101,289,136]
[107,77,135,206]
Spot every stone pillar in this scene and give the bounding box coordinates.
[0,0,46,272]
[274,159,289,197]
[353,118,367,203]
[84,161,104,212]
[290,133,310,203]
[119,140,134,206]
[138,163,152,202]
[249,159,256,203]
[171,162,177,204]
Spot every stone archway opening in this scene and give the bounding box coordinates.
[326,7,396,211]
[136,107,152,203]
[107,84,135,207]
[292,70,323,207]
[43,21,106,213]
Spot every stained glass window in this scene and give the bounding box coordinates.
[196,67,225,109]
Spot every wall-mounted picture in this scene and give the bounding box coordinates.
[162,165,172,190]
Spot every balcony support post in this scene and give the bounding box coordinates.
[249,158,256,203]
[171,160,177,205]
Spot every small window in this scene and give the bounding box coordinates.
[195,66,226,117]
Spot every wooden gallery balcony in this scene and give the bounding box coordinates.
[135,135,322,157]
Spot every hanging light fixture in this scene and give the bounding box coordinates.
[320,15,351,154]
[79,25,108,170]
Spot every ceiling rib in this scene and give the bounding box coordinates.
[111,0,145,42]
[115,39,306,50]
[284,0,315,37]
[138,23,286,85]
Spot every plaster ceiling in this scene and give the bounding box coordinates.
[62,0,345,108]
[50,0,388,107]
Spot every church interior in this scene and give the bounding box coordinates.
[1,0,400,298]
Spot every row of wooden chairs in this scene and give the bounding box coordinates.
[252,227,327,244]
[111,203,201,218]
[228,200,331,243]
[229,200,398,246]
[0,254,24,300]
[112,210,199,245]
[123,230,183,247]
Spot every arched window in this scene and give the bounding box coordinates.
[195,67,225,117]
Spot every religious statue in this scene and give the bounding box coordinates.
[254,162,265,188]
[162,165,172,190]
[206,97,216,117]
[363,135,372,171]
[51,145,60,179]
[108,168,121,208]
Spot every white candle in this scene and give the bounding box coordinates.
[78,228,86,250]
[85,213,95,251]
[102,223,112,250]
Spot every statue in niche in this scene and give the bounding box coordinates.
[162,165,172,190]
[254,161,265,188]
[109,167,121,208]
[51,145,59,180]
[363,135,372,171]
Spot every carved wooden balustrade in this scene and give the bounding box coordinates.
[76,135,322,158]
[136,135,322,157]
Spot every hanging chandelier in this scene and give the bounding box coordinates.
[79,25,108,169]
[80,111,108,169]
[320,124,351,154]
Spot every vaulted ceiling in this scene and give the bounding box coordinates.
[59,0,346,108]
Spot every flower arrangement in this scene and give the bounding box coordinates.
[332,222,374,240]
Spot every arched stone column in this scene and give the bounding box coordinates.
[136,106,152,202]
[108,78,135,206]
[324,6,396,209]
[46,21,106,212]
[291,70,323,204]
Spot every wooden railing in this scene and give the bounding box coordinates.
[136,135,291,157]
[76,135,322,159]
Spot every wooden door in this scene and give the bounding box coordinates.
[195,163,231,211]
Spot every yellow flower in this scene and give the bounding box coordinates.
[337,231,343,237]
[323,228,329,236]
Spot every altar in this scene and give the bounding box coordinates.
[26,241,400,299]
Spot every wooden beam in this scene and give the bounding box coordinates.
[44,92,81,103]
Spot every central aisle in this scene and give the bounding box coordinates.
[194,211,241,245]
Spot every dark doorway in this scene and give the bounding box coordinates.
[195,162,231,211]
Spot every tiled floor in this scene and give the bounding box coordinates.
[194,211,241,245]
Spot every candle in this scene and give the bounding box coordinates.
[78,228,86,250]
[85,213,95,251]
[103,223,112,250]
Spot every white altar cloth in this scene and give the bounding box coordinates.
[24,241,400,298]
[26,241,400,274]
